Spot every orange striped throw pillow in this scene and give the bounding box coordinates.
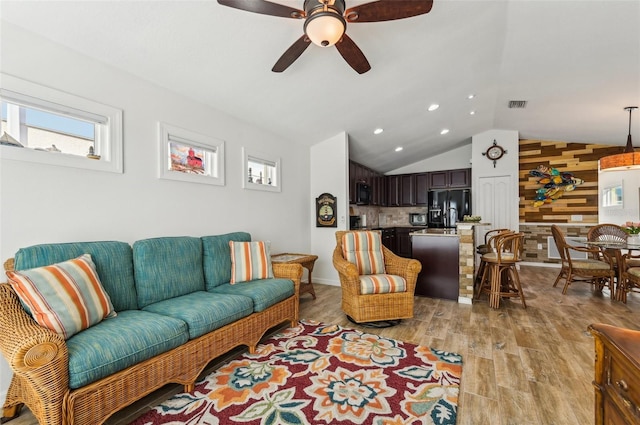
[229,241,274,284]
[7,254,116,340]
[342,231,386,275]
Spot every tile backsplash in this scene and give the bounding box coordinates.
[350,206,430,228]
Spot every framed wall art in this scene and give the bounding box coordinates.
[158,122,225,186]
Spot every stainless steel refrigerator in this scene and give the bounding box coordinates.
[427,189,472,228]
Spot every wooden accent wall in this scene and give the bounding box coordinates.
[519,140,622,224]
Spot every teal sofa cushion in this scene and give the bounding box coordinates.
[13,241,137,312]
[202,232,251,290]
[210,278,294,312]
[67,310,188,389]
[143,291,253,339]
[133,237,204,308]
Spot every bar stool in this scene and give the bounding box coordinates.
[478,232,526,309]
[473,229,513,299]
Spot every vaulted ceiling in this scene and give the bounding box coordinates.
[2,0,639,173]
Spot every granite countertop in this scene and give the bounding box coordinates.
[410,228,459,237]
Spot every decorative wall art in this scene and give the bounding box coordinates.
[316,193,337,227]
[529,164,584,207]
[158,122,225,186]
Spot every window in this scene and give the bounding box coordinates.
[602,183,623,208]
[158,122,225,186]
[243,148,281,192]
[0,74,123,173]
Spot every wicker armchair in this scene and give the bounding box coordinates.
[587,224,630,283]
[551,225,615,297]
[333,230,422,324]
[621,252,640,303]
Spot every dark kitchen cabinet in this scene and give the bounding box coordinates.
[428,171,448,189]
[395,228,414,258]
[350,160,385,205]
[412,234,459,300]
[415,173,429,206]
[400,174,415,206]
[348,161,356,203]
[375,175,387,207]
[387,175,401,207]
[449,168,471,188]
[428,168,471,189]
[380,228,396,252]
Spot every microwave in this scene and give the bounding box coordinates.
[355,182,370,205]
[409,213,427,226]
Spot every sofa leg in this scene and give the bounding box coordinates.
[2,404,23,423]
[184,383,194,393]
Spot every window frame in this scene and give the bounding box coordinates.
[242,147,281,192]
[158,122,225,186]
[602,181,624,209]
[0,74,123,173]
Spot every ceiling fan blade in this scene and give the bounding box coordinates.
[272,35,312,72]
[217,0,304,19]
[335,34,371,74]
[344,0,433,23]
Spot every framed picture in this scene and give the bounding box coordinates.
[158,122,225,186]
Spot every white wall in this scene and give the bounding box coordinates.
[309,132,349,287]
[471,129,520,231]
[598,168,640,224]
[0,22,310,406]
[386,144,472,175]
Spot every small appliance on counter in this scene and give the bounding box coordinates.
[409,213,428,226]
[349,216,361,229]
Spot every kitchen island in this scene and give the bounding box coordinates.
[411,223,479,304]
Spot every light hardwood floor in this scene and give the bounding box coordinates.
[7,265,640,424]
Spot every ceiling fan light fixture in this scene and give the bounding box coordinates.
[599,106,639,172]
[304,9,346,47]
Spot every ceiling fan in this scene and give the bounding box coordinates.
[217,0,434,74]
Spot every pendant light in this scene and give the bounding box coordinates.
[599,106,640,171]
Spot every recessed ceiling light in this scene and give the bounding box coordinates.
[395,147,403,152]
[428,104,439,112]
[440,129,449,135]
[467,94,475,99]
[374,128,383,135]
[469,110,476,115]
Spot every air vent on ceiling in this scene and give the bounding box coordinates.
[508,100,528,109]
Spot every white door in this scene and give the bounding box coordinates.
[476,175,513,231]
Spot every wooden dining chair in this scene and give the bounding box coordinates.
[551,225,615,297]
[621,252,640,303]
[587,223,630,287]
[476,232,526,308]
[474,229,513,298]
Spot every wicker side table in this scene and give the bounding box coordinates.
[271,253,318,299]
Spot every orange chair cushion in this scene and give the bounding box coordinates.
[359,274,406,294]
[342,232,386,275]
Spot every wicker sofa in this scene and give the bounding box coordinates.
[0,232,302,425]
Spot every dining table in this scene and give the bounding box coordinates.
[569,237,640,301]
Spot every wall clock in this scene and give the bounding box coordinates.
[482,139,507,168]
[316,193,337,227]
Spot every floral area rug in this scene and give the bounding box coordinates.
[130,320,463,425]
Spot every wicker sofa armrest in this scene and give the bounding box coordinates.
[0,283,70,418]
[272,263,303,294]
